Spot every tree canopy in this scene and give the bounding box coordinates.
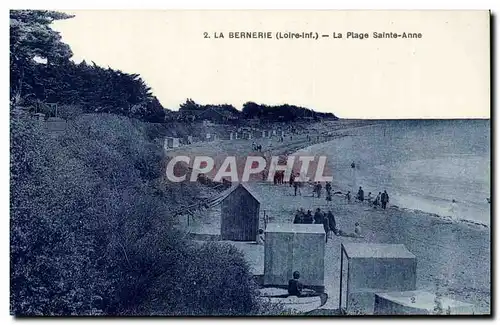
[10,10,168,122]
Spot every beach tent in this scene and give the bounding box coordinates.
[339,243,417,314]
[374,290,474,315]
[264,223,325,291]
[220,183,261,241]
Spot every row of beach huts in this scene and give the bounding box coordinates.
[164,126,289,150]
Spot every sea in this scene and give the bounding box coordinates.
[298,120,491,225]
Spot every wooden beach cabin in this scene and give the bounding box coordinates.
[264,224,326,292]
[164,137,180,149]
[339,243,417,315]
[220,183,260,241]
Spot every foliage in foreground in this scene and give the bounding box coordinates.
[10,114,267,315]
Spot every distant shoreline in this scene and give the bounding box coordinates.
[289,129,490,230]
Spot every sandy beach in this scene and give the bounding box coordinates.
[169,120,490,314]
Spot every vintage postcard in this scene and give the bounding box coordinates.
[9,10,490,316]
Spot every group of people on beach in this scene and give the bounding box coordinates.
[293,208,336,242]
[347,186,390,209]
[273,170,286,184]
[292,207,363,243]
[251,141,262,152]
[287,173,336,201]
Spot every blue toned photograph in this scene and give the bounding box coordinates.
[9,10,490,316]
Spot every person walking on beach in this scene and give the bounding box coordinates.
[294,180,302,196]
[289,172,295,187]
[316,182,322,198]
[325,182,332,196]
[322,214,330,243]
[326,210,337,236]
[449,199,458,220]
[357,186,364,202]
[381,190,389,209]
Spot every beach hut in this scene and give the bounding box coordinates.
[374,290,474,315]
[242,132,252,140]
[220,183,260,241]
[164,137,180,149]
[339,243,417,315]
[264,224,325,292]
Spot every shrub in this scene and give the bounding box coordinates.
[10,113,265,316]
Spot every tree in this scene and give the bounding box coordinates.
[10,10,73,102]
[10,10,169,122]
[179,98,201,111]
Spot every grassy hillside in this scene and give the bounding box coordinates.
[10,113,272,315]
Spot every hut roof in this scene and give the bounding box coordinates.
[220,183,262,204]
[342,243,415,259]
[265,223,325,234]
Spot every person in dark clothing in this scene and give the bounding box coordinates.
[294,180,301,196]
[314,208,324,224]
[288,271,304,296]
[326,210,336,235]
[351,162,356,169]
[374,192,381,207]
[322,215,330,243]
[381,190,389,209]
[288,271,318,298]
[357,186,364,202]
[325,182,332,196]
[316,182,322,198]
[289,172,295,187]
[293,209,304,224]
[304,210,313,224]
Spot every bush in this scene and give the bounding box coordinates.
[134,242,259,316]
[58,104,84,121]
[10,113,266,316]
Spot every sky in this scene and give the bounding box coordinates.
[51,10,490,118]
